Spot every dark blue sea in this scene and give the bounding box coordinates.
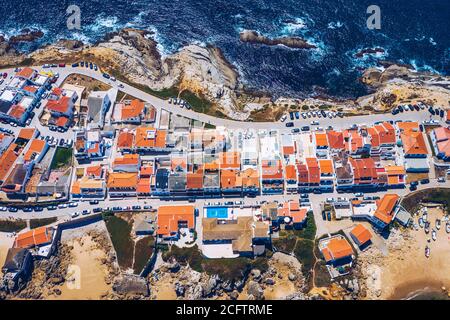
[1,0,449,98]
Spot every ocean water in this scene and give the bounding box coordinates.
[0,0,449,99]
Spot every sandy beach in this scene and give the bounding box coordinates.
[359,207,450,300]
[0,232,15,279]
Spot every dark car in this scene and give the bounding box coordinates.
[439,109,444,118]
[89,200,99,205]
[72,63,79,67]
[93,207,102,213]
[322,211,326,220]
[34,206,43,212]
[301,126,310,131]
[143,205,152,210]
[188,198,196,203]
[320,110,326,117]
[80,61,85,67]
[285,122,294,127]
[102,73,110,79]
[420,178,430,184]
[414,105,420,111]
[410,184,417,191]
[291,128,300,133]
[398,105,404,112]
[132,205,142,210]
[410,181,419,187]
[429,107,435,115]
[295,112,300,119]
[22,207,33,212]
[327,211,332,221]
[8,207,18,212]
[289,112,295,120]
[300,193,309,199]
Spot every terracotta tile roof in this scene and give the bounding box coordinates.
[241,168,260,188]
[86,165,103,178]
[321,237,353,262]
[220,169,242,189]
[261,160,283,180]
[137,177,152,194]
[401,131,428,155]
[350,224,372,245]
[284,164,297,180]
[135,127,166,148]
[17,128,36,140]
[297,163,309,183]
[186,170,204,189]
[327,130,345,150]
[117,131,134,149]
[14,227,53,248]
[377,122,396,145]
[349,157,378,182]
[157,205,195,236]
[23,86,38,93]
[277,201,307,223]
[368,127,380,147]
[315,132,329,148]
[433,127,450,158]
[385,165,405,176]
[16,67,34,79]
[55,116,69,127]
[0,143,18,181]
[113,153,139,166]
[219,151,241,169]
[397,121,419,132]
[374,194,399,224]
[319,159,334,175]
[8,105,26,119]
[107,172,138,189]
[282,145,295,155]
[140,164,154,177]
[171,157,187,171]
[306,157,320,184]
[45,96,72,114]
[23,139,46,162]
[121,99,144,120]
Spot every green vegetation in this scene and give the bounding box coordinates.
[401,188,450,214]
[179,90,212,114]
[272,234,296,253]
[204,123,216,129]
[133,236,155,274]
[294,239,315,274]
[301,105,309,110]
[318,105,331,110]
[104,215,134,269]
[162,245,269,282]
[291,212,317,240]
[30,217,57,229]
[0,220,27,233]
[50,147,73,170]
[314,260,332,287]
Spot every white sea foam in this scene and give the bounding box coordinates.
[327,21,344,29]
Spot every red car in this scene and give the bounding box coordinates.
[58,63,66,67]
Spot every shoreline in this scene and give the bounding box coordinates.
[388,279,449,300]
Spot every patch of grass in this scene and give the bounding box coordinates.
[50,147,72,170]
[162,245,203,272]
[294,239,315,274]
[0,220,27,233]
[272,235,296,253]
[204,123,216,129]
[30,217,57,229]
[133,236,155,274]
[292,212,317,240]
[179,90,212,114]
[314,260,332,287]
[104,215,134,270]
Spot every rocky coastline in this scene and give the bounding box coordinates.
[239,30,317,50]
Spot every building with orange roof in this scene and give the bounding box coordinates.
[327,130,345,151]
[137,177,152,196]
[345,130,369,157]
[15,67,36,80]
[315,132,329,149]
[186,169,204,193]
[71,166,106,200]
[349,157,379,186]
[14,227,54,249]
[120,99,145,123]
[134,127,167,151]
[241,167,260,194]
[350,224,372,249]
[320,236,354,266]
[220,169,242,194]
[401,130,428,157]
[116,130,134,152]
[140,160,155,178]
[86,165,104,178]
[157,205,195,239]
[0,143,18,183]
[17,128,37,141]
[112,154,140,172]
[261,160,283,194]
[397,121,419,133]
[373,194,400,228]
[45,87,77,118]
[430,127,450,161]
[284,164,298,192]
[107,172,138,197]
[219,151,241,169]
[171,155,188,172]
[23,139,48,163]
[446,110,450,124]
[276,200,308,229]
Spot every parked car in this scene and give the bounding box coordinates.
[437,177,446,183]
[355,192,364,197]
[132,205,142,210]
[301,126,310,131]
[47,206,57,210]
[34,206,44,212]
[22,207,33,212]
[57,203,68,209]
[68,202,78,207]
[82,209,91,215]
[420,178,430,184]
[143,205,152,210]
[285,122,294,127]
[93,208,102,213]
[89,200,99,205]
[71,63,79,67]
[291,128,300,133]
[71,212,80,218]
[8,207,18,212]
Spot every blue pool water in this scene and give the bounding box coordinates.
[205,207,229,219]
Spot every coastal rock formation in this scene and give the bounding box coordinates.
[9,29,44,44]
[354,47,385,58]
[0,36,26,66]
[239,30,316,49]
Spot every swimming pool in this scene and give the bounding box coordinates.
[205,207,229,219]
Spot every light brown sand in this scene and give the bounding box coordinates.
[380,207,450,299]
[49,236,112,300]
[0,232,14,278]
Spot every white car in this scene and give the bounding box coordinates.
[68,202,78,208]
[0,206,7,211]
[280,114,287,122]
[58,203,68,209]
[310,120,319,125]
